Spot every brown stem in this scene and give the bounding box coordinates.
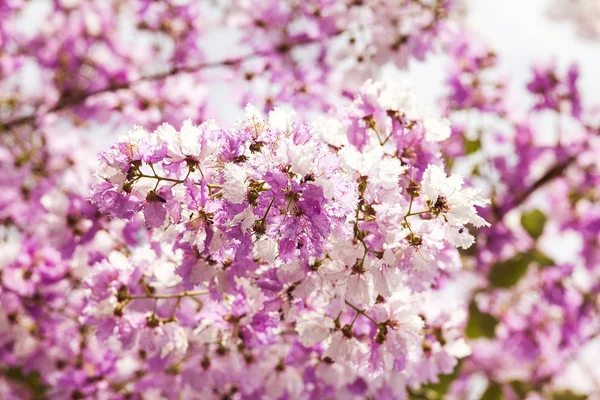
[0,34,342,132]
[126,290,209,300]
[500,155,577,218]
[344,300,378,325]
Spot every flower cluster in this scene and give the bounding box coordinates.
[436,31,600,399]
[0,126,144,398]
[0,0,213,132]
[442,33,506,114]
[1,1,600,399]
[1,0,456,141]
[526,61,582,119]
[84,81,489,397]
[227,0,458,111]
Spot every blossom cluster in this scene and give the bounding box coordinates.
[84,80,488,398]
[228,0,458,110]
[1,1,600,399]
[1,0,456,138]
[436,32,600,399]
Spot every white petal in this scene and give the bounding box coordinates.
[296,311,334,347]
[424,117,451,142]
[222,163,247,204]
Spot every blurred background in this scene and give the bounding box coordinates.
[393,0,600,114]
[11,0,600,130]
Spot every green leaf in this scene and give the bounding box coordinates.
[529,249,554,268]
[3,367,47,399]
[551,390,587,400]
[480,382,503,400]
[521,209,547,240]
[488,253,531,288]
[464,138,482,155]
[509,381,535,397]
[568,191,581,205]
[488,250,554,288]
[466,301,498,339]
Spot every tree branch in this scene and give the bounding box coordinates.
[0,33,341,133]
[500,155,577,218]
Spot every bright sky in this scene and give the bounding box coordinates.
[399,0,600,114]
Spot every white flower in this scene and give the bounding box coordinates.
[375,157,406,190]
[314,361,356,389]
[224,205,256,232]
[115,355,140,381]
[346,272,376,308]
[320,259,348,280]
[376,300,423,370]
[296,311,334,347]
[422,164,462,205]
[311,115,349,148]
[390,307,425,334]
[133,245,182,288]
[150,260,181,288]
[373,203,410,247]
[107,251,135,275]
[140,324,188,360]
[378,331,407,371]
[197,120,220,160]
[244,103,264,125]
[339,144,408,189]
[122,125,148,146]
[339,145,365,175]
[156,123,179,156]
[97,163,126,185]
[253,236,279,263]
[361,78,421,119]
[159,324,188,359]
[236,277,266,319]
[424,117,451,142]
[445,225,476,249]
[265,368,303,400]
[292,275,318,299]
[179,118,203,157]
[288,141,317,176]
[323,331,367,362]
[193,319,220,344]
[371,259,402,298]
[41,189,70,216]
[277,259,304,283]
[268,107,298,132]
[421,164,490,228]
[410,246,431,271]
[12,325,38,359]
[221,163,248,204]
[183,228,207,252]
[446,338,471,358]
[83,10,101,36]
[328,238,363,266]
[402,220,446,271]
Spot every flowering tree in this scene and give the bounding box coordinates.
[1,1,599,399]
